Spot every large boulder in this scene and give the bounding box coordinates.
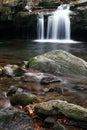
[28,50,87,77]
[0,107,34,130]
[35,99,87,122]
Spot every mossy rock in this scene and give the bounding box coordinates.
[14,12,38,26]
[35,99,87,122]
[10,93,39,107]
[28,50,87,77]
[38,1,61,8]
[80,10,87,24]
[4,0,26,7]
[7,0,15,6]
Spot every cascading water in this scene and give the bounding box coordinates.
[36,4,79,43]
[47,4,71,40]
[37,14,44,39]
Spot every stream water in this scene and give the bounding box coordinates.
[0,39,87,63]
[0,39,87,130]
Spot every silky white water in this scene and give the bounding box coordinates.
[47,4,71,40]
[37,14,44,39]
[36,4,79,43]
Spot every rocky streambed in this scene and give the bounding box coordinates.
[0,50,87,130]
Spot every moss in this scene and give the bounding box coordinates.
[6,0,26,7]
[16,11,27,17]
[29,58,38,67]
[38,1,61,8]
[80,10,87,23]
[14,12,38,26]
[10,93,39,107]
[8,0,14,5]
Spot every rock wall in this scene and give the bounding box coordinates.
[71,3,87,41]
[0,0,87,40]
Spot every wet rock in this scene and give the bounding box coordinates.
[38,1,61,9]
[70,120,87,129]
[0,94,10,109]
[29,50,87,77]
[0,68,2,76]
[21,60,29,69]
[35,99,87,122]
[73,84,87,92]
[44,116,55,127]
[22,72,62,84]
[40,75,62,84]
[10,93,39,107]
[0,107,34,130]
[3,64,25,77]
[21,72,44,82]
[7,86,24,97]
[52,121,66,130]
[7,86,18,97]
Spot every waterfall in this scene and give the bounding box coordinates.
[47,4,71,40]
[37,14,44,39]
[35,4,80,43]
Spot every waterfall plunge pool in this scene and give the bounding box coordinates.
[34,39,81,43]
[0,39,86,63]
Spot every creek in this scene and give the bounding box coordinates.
[0,39,87,130]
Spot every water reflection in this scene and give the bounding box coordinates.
[0,39,86,62]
